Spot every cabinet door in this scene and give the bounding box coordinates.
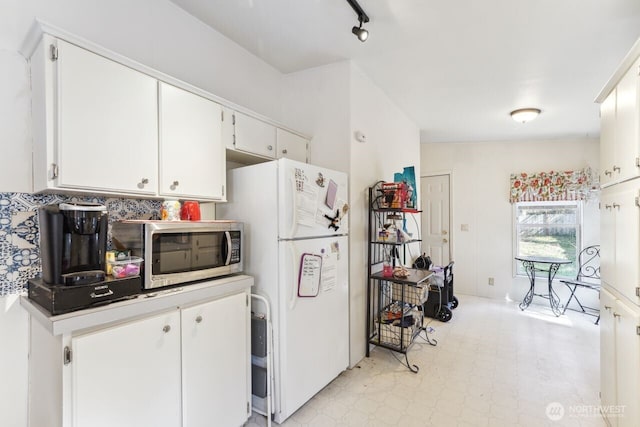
[613,183,640,305]
[600,189,616,287]
[276,128,308,163]
[56,39,158,195]
[600,288,617,425]
[614,299,640,427]
[600,89,616,186]
[159,82,225,200]
[181,292,250,427]
[614,58,640,183]
[72,310,181,427]
[234,112,277,158]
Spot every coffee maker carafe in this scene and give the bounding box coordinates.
[39,202,108,285]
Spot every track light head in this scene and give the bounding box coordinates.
[346,0,370,42]
[352,19,369,42]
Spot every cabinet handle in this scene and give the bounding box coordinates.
[282,149,288,154]
[613,312,621,319]
[267,145,273,151]
[605,204,612,210]
[442,238,448,243]
[442,230,448,235]
[141,178,149,185]
[604,305,612,311]
[604,170,612,177]
[163,325,171,333]
[195,315,203,324]
[613,165,621,173]
[613,203,620,210]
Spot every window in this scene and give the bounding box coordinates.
[514,201,581,278]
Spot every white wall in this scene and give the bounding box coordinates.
[420,138,600,306]
[349,65,420,366]
[281,62,420,367]
[0,296,29,427]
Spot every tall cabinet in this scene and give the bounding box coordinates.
[596,37,640,427]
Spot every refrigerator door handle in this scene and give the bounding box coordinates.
[288,175,299,238]
[287,241,299,310]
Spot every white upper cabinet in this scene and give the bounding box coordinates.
[233,112,277,159]
[159,82,225,200]
[276,128,308,163]
[600,57,640,187]
[32,37,158,195]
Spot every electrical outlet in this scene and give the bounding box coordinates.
[488,277,495,286]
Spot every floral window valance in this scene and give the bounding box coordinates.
[509,167,599,203]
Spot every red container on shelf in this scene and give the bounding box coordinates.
[180,201,201,221]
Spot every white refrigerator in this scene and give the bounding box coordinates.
[217,158,349,424]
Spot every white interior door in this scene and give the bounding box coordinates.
[420,174,451,266]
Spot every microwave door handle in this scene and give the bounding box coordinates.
[224,231,232,265]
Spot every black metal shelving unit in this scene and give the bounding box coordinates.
[365,182,436,373]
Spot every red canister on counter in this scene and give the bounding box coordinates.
[180,201,201,221]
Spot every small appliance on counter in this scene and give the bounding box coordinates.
[111,220,243,290]
[29,202,141,315]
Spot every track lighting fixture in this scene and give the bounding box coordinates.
[352,18,369,42]
[346,0,370,42]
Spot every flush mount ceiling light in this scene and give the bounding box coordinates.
[347,0,370,42]
[510,108,541,123]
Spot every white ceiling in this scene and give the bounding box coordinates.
[169,0,640,143]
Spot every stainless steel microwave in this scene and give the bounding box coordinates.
[111,220,243,290]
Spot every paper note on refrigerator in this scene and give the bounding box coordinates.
[321,252,338,291]
[298,253,322,297]
[296,183,319,227]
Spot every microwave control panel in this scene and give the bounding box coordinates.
[229,231,241,264]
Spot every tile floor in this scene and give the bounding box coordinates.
[246,294,606,427]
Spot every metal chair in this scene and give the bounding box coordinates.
[560,245,600,324]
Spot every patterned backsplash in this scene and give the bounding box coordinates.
[0,192,162,296]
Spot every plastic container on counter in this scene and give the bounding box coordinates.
[107,256,143,278]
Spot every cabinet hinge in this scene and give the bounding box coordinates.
[246,294,249,306]
[635,197,639,208]
[63,346,72,365]
[637,326,640,336]
[247,402,250,414]
[232,114,236,125]
[221,110,224,122]
[233,134,236,145]
[222,185,225,197]
[50,44,58,61]
[636,287,640,297]
[636,157,640,168]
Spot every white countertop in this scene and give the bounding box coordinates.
[21,274,253,336]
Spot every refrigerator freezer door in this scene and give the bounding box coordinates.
[275,235,349,423]
[278,158,349,240]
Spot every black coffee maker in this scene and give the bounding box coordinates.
[39,202,108,286]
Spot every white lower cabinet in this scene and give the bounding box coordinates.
[181,292,249,427]
[600,287,640,427]
[26,279,251,427]
[73,311,182,427]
